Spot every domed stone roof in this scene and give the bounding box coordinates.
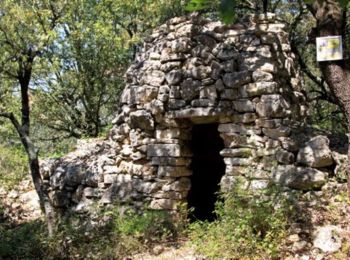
[41,14,334,215]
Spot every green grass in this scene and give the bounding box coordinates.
[0,144,28,191]
[0,205,181,259]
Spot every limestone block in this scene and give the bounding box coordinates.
[257,46,272,58]
[129,110,154,131]
[191,65,212,80]
[273,165,328,190]
[257,23,286,33]
[217,48,239,60]
[255,118,282,128]
[102,165,119,176]
[168,16,188,25]
[175,23,199,38]
[221,133,247,148]
[224,29,245,37]
[254,12,276,22]
[191,99,217,107]
[142,70,165,87]
[225,166,248,176]
[150,157,191,166]
[160,49,186,63]
[220,175,249,192]
[104,174,118,184]
[118,161,133,173]
[168,99,186,110]
[83,187,98,199]
[162,177,191,192]
[210,60,223,79]
[170,37,192,53]
[218,123,261,135]
[155,128,189,140]
[147,144,183,157]
[157,85,170,102]
[165,69,183,86]
[252,70,273,82]
[64,165,85,187]
[157,166,191,177]
[121,144,133,156]
[148,100,165,119]
[313,225,342,253]
[134,180,161,194]
[160,61,182,72]
[180,78,201,101]
[200,86,217,100]
[224,36,240,45]
[256,94,290,118]
[49,191,70,207]
[224,158,251,166]
[150,198,178,210]
[215,79,225,92]
[233,99,255,112]
[223,71,251,88]
[296,136,334,168]
[275,149,295,165]
[149,52,161,60]
[221,89,238,100]
[332,151,348,182]
[153,190,187,200]
[218,100,233,108]
[255,148,278,157]
[100,182,133,204]
[263,126,291,139]
[265,139,281,149]
[104,174,132,185]
[279,137,299,152]
[194,34,217,49]
[169,85,181,99]
[252,81,278,95]
[231,113,257,123]
[220,148,253,157]
[250,180,270,190]
[240,34,261,46]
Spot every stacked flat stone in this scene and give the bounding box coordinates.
[41,14,337,214]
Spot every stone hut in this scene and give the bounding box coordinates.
[42,14,335,220]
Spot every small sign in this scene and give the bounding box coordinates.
[316,36,343,61]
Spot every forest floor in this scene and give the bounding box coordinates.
[1,178,350,259]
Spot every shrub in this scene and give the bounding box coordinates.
[189,182,295,259]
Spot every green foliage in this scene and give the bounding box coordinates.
[0,144,28,191]
[185,0,218,11]
[189,183,294,259]
[0,205,181,259]
[0,220,45,259]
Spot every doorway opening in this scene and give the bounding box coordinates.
[187,123,226,222]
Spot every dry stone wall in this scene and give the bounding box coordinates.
[41,13,340,214]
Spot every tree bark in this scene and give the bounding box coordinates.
[1,54,57,235]
[312,0,350,195]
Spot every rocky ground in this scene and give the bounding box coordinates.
[1,178,349,259]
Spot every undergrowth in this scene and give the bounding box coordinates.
[0,144,28,191]
[188,183,295,259]
[0,206,181,259]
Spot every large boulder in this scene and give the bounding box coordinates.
[313,225,342,253]
[296,135,334,168]
[273,165,328,190]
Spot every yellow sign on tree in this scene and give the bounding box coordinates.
[316,36,343,61]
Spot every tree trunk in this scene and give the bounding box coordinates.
[0,111,57,235]
[313,0,350,195]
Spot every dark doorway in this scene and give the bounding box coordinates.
[187,123,226,222]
